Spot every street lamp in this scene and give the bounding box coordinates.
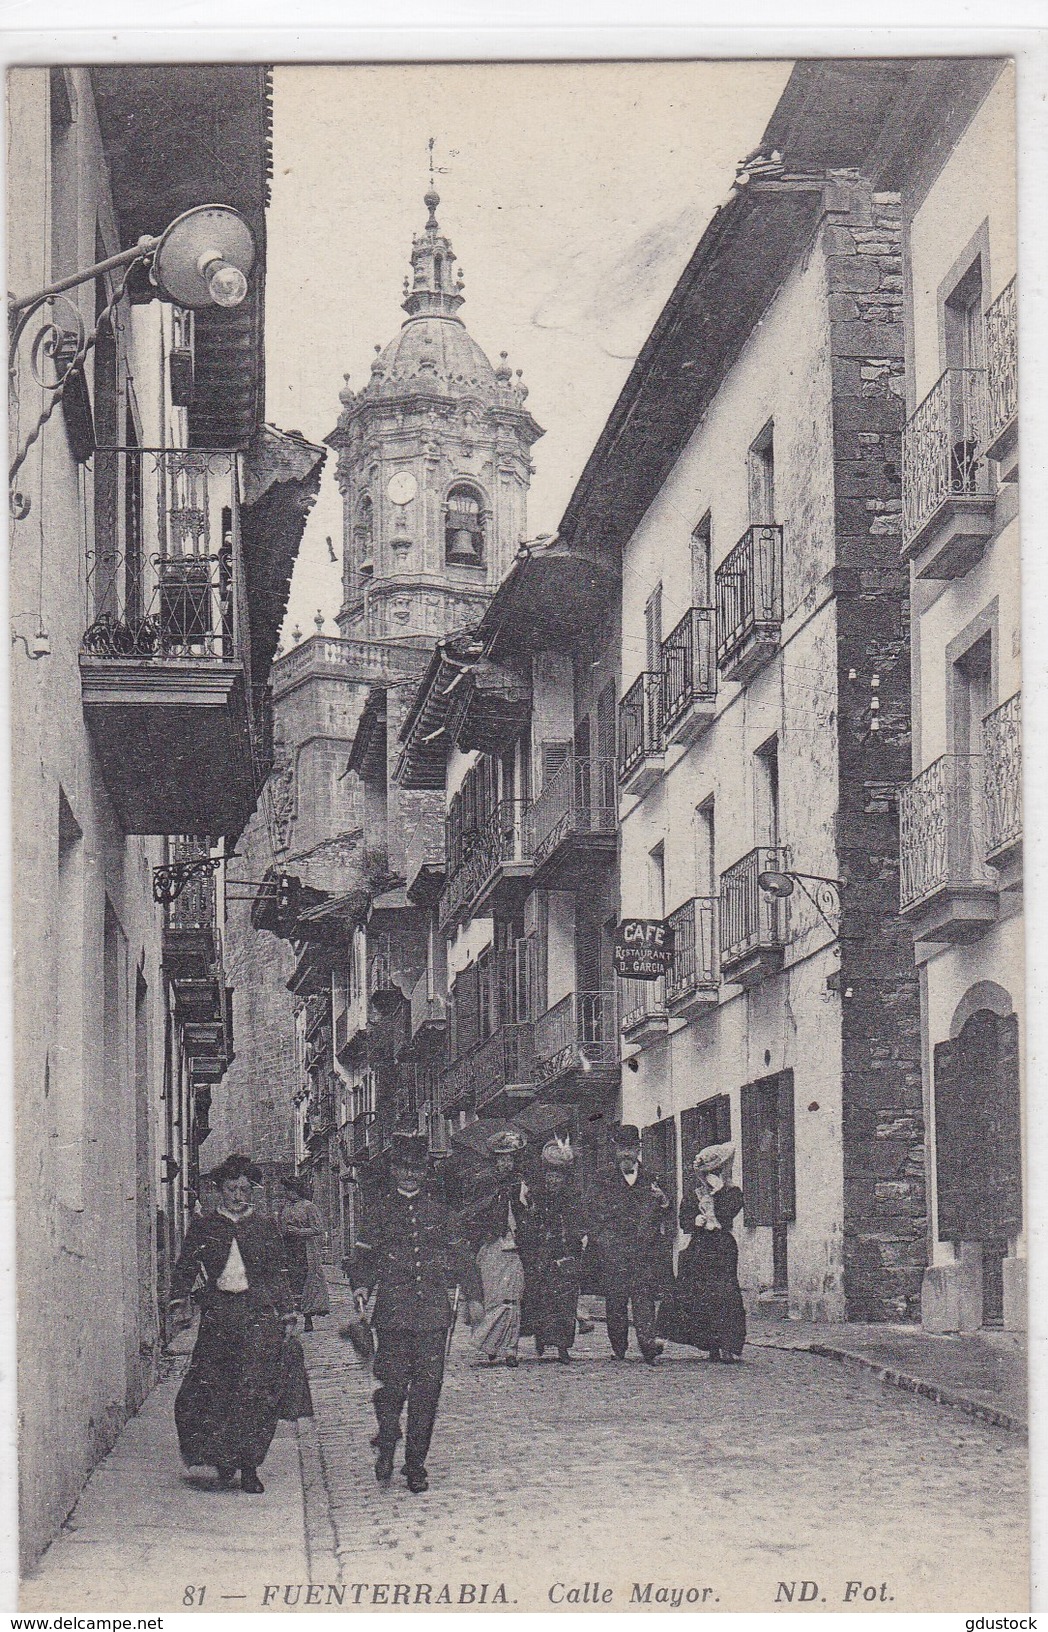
[757,868,843,936]
[9,205,256,512]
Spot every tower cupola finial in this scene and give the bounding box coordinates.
[402,140,464,320]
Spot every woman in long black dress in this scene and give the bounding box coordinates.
[169,1154,297,1492]
[520,1138,584,1362]
[666,1142,746,1362]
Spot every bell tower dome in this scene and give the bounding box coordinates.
[327,187,543,642]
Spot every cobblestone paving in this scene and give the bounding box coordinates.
[301,1283,1028,1613]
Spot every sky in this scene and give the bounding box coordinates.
[265,60,795,642]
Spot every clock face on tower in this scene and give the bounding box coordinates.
[387,470,418,506]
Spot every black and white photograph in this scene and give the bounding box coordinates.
[4,39,1034,1613]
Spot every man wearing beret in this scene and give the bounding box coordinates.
[588,1125,670,1364]
[349,1132,477,1493]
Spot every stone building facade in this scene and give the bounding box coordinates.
[10,66,321,1569]
[889,62,1023,1331]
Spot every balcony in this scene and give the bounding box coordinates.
[334,1000,368,1063]
[439,1050,478,1118]
[983,278,1018,475]
[80,448,260,835]
[665,895,719,1018]
[162,838,218,977]
[619,976,669,1046]
[473,1023,539,1114]
[409,971,447,1049]
[368,940,402,1015]
[661,607,717,748]
[438,801,535,930]
[618,672,664,797]
[899,756,998,942]
[533,990,619,1098]
[983,692,1022,881]
[404,808,447,906]
[902,369,995,579]
[715,525,783,684]
[719,846,788,988]
[528,755,617,888]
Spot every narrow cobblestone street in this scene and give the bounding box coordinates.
[22,1278,1027,1613]
[301,1282,1026,1614]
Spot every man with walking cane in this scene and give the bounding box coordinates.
[348,1132,476,1494]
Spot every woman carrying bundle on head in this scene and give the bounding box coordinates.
[661,1142,746,1363]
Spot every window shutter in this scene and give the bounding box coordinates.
[776,1069,796,1223]
[715,1092,732,1144]
[740,1081,761,1226]
[458,962,480,1055]
[541,740,571,789]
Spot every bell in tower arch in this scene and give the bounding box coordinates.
[444,484,486,566]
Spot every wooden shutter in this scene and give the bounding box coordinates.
[541,740,570,789]
[775,1069,796,1223]
[740,1081,761,1227]
[457,962,480,1056]
[935,1011,1023,1242]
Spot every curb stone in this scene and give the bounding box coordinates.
[804,1342,1026,1434]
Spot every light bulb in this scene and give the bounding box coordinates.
[207,260,249,308]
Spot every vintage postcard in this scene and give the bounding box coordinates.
[5,46,1032,1614]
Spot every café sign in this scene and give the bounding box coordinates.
[613,917,675,980]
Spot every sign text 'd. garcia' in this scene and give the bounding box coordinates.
[613,918,675,979]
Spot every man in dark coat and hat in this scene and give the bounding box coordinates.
[349,1133,476,1493]
[588,1125,671,1364]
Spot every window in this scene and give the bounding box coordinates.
[681,1094,731,1171]
[445,484,486,566]
[754,736,780,849]
[692,513,712,606]
[644,585,663,672]
[944,258,985,374]
[748,420,775,525]
[734,1070,790,1227]
[355,494,374,576]
[55,790,85,1210]
[694,798,715,896]
[649,842,666,919]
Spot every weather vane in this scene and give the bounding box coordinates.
[427,137,450,179]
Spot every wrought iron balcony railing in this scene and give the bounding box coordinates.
[719,846,789,972]
[665,895,718,1005]
[982,692,1022,863]
[898,755,996,912]
[528,755,617,866]
[163,837,217,936]
[618,671,663,783]
[661,607,717,734]
[984,277,1017,458]
[473,1022,537,1110]
[438,799,533,929]
[83,448,243,663]
[619,976,667,1034]
[902,368,991,549]
[533,989,618,1075]
[715,525,783,673]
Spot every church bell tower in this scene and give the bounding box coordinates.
[327,186,544,642]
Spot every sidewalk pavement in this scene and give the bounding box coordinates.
[746,1311,1027,1431]
[19,1333,315,1613]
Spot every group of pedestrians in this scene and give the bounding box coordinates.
[165,1120,747,1500]
[459,1122,745,1370]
